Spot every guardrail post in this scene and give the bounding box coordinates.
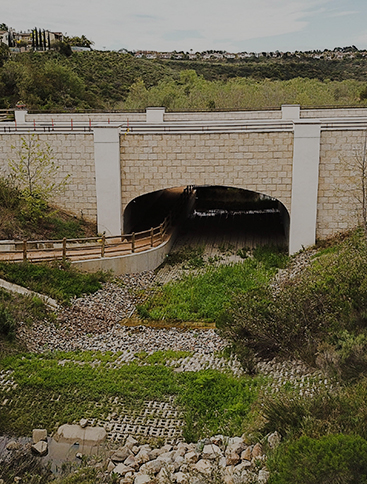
[62,238,67,260]
[23,240,27,262]
[150,227,154,247]
[101,235,105,257]
[131,233,135,253]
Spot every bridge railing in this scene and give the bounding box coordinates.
[0,186,195,264]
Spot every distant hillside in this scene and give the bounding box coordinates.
[1,50,367,112]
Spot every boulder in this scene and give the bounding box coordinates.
[140,458,164,475]
[268,431,281,449]
[184,451,199,464]
[135,448,151,465]
[174,471,190,484]
[258,469,270,483]
[124,454,139,470]
[241,447,252,461]
[113,463,135,476]
[157,451,174,464]
[6,441,22,451]
[111,446,133,463]
[31,440,48,457]
[125,436,139,449]
[226,452,240,466]
[202,444,222,460]
[252,443,263,459]
[79,418,88,428]
[225,439,245,456]
[173,455,184,470]
[134,474,152,484]
[192,459,212,475]
[32,429,47,444]
[233,461,251,474]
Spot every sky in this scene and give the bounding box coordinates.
[2,0,367,53]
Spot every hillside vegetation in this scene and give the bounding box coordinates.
[1,50,367,111]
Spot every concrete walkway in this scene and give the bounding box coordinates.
[0,278,59,310]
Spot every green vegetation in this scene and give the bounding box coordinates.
[219,230,367,377]
[0,351,264,442]
[123,73,366,112]
[0,261,108,303]
[138,246,287,323]
[0,175,96,240]
[268,434,367,484]
[2,51,367,111]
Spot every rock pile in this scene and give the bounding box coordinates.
[104,433,279,484]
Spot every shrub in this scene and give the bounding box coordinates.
[219,230,367,369]
[0,306,16,341]
[260,382,367,441]
[268,434,367,484]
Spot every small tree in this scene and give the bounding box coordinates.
[338,129,367,239]
[9,134,70,221]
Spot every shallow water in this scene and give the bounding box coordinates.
[0,435,107,475]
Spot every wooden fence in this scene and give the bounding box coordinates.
[0,186,194,264]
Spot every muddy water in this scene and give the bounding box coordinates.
[0,435,107,475]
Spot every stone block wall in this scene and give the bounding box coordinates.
[120,131,294,215]
[302,108,367,118]
[25,113,145,124]
[0,132,97,222]
[317,129,365,238]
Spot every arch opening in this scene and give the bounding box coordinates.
[123,185,289,251]
[123,186,189,234]
[181,186,289,250]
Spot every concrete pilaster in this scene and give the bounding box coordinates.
[289,120,321,254]
[146,107,165,123]
[93,127,122,235]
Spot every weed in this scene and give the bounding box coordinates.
[237,246,250,259]
[163,246,205,268]
[0,352,263,441]
[267,434,367,484]
[139,257,277,323]
[0,261,109,304]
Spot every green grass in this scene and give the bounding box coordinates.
[0,261,109,303]
[138,252,286,323]
[0,351,265,441]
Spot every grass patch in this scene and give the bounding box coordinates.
[162,245,205,269]
[135,350,193,365]
[0,261,109,304]
[0,351,264,441]
[138,254,284,323]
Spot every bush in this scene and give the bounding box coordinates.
[219,230,367,370]
[259,381,367,441]
[268,434,367,484]
[0,306,16,341]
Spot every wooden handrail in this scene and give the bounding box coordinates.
[0,185,196,263]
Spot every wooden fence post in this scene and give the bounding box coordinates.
[23,240,27,262]
[150,227,154,247]
[62,238,67,260]
[101,235,105,258]
[131,233,135,253]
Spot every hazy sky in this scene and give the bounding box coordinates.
[3,0,367,53]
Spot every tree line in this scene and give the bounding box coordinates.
[1,50,367,111]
